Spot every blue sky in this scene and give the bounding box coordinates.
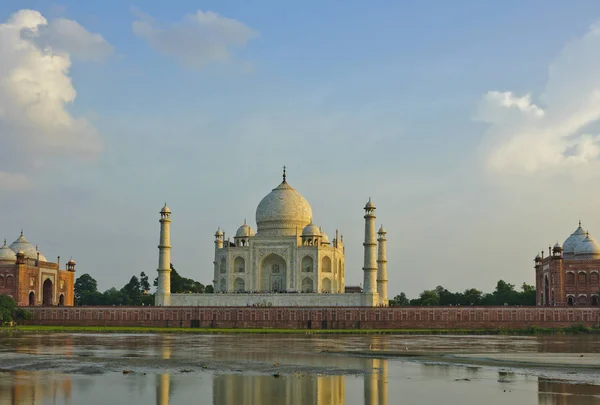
[2,1,600,297]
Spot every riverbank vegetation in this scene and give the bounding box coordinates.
[391,280,536,307]
[75,265,212,306]
[0,295,31,324]
[4,324,599,335]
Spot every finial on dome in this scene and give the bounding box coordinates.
[283,165,287,182]
[579,220,582,227]
[20,229,23,237]
[3,239,5,245]
[244,218,247,225]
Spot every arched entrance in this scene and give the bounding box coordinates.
[591,295,599,306]
[234,277,245,292]
[567,296,575,306]
[260,253,286,292]
[42,279,53,306]
[302,277,314,293]
[59,294,65,306]
[28,291,35,306]
[322,278,332,293]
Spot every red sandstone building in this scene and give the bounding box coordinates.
[0,232,76,306]
[535,222,600,307]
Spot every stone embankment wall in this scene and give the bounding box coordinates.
[23,306,600,329]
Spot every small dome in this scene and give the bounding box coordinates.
[10,232,40,259]
[0,240,16,262]
[575,233,600,256]
[67,258,76,265]
[554,242,561,249]
[160,203,171,214]
[364,198,375,210]
[235,220,255,238]
[378,225,387,234]
[302,222,321,237]
[563,222,587,254]
[215,227,223,237]
[320,228,329,244]
[535,253,541,261]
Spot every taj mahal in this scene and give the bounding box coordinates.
[155,168,389,307]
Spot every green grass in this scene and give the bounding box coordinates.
[2,324,599,335]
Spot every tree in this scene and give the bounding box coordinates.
[519,283,536,305]
[419,290,440,306]
[205,285,214,293]
[390,293,409,306]
[0,294,31,323]
[140,272,150,293]
[121,276,142,305]
[74,274,98,305]
[461,288,483,306]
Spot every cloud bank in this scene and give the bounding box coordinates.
[132,9,258,69]
[0,9,109,190]
[476,22,600,174]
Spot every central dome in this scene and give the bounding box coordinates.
[255,178,312,236]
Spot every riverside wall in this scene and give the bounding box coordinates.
[22,306,600,329]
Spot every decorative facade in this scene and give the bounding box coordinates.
[534,222,600,307]
[0,232,75,306]
[155,169,389,307]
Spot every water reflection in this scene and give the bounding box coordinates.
[0,372,72,405]
[538,379,600,405]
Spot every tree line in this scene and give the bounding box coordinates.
[75,264,213,306]
[390,280,536,307]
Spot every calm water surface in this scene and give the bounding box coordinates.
[0,333,599,404]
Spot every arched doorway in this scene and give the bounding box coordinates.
[302,277,314,293]
[234,277,245,292]
[322,278,332,293]
[567,296,575,306]
[591,295,599,306]
[28,291,35,306]
[42,279,53,306]
[260,253,286,292]
[59,294,65,306]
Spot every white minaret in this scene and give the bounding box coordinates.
[377,225,388,306]
[362,198,377,295]
[156,203,172,306]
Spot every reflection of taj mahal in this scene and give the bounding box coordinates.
[156,168,389,307]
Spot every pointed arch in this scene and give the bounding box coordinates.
[259,253,286,292]
[219,257,227,273]
[234,256,245,273]
[28,291,35,306]
[302,277,314,293]
[42,279,53,306]
[234,277,245,292]
[301,256,313,272]
[322,278,332,293]
[322,256,332,273]
[220,278,226,292]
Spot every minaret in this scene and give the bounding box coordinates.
[377,225,388,306]
[362,198,377,295]
[156,203,172,306]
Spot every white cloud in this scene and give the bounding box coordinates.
[0,9,107,188]
[27,17,114,61]
[476,21,600,174]
[132,9,258,69]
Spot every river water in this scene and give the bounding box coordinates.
[0,333,599,404]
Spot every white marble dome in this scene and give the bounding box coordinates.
[235,220,255,238]
[574,233,600,256]
[0,240,16,262]
[302,222,320,237]
[9,232,40,260]
[563,222,587,254]
[256,179,313,236]
[320,230,330,244]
